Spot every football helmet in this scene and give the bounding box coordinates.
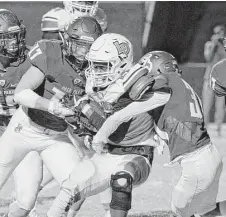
[210,61,226,97]
[85,33,133,88]
[63,16,102,69]
[41,7,71,32]
[0,9,26,64]
[138,51,180,75]
[63,1,98,17]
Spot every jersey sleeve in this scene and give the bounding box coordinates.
[92,92,170,144]
[2,59,31,88]
[27,40,63,75]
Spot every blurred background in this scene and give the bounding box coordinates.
[0,1,226,124]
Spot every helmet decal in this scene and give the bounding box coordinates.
[113,41,130,58]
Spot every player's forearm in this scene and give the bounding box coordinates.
[14,89,50,111]
[93,92,170,144]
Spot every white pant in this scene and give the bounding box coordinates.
[171,143,223,217]
[48,153,151,217]
[0,107,82,216]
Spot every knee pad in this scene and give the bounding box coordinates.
[110,172,133,211]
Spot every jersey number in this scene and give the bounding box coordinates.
[29,43,42,60]
[182,80,203,119]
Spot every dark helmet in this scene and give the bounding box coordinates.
[0,9,26,65]
[63,16,103,69]
[138,51,180,75]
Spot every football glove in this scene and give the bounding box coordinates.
[48,100,74,118]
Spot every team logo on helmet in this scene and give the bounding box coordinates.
[113,41,130,58]
[139,53,153,71]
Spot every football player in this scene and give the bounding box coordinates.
[41,1,107,34]
[49,46,222,217]
[86,50,223,217]
[0,8,26,132]
[8,9,72,217]
[63,1,107,32]
[209,41,226,216]
[47,33,156,217]
[0,16,102,217]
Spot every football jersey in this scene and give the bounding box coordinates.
[151,74,210,161]
[28,39,85,132]
[108,93,154,146]
[0,58,31,118]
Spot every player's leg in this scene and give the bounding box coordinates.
[195,144,223,216]
[66,199,85,217]
[9,152,43,217]
[40,133,83,186]
[202,79,214,126]
[0,107,32,191]
[47,157,96,217]
[214,95,225,136]
[99,189,112,217]
[27,165,55,217]
[171,143,222,217]
[110,154,151,217]
[39,133,87,217]
[47,153,124,217]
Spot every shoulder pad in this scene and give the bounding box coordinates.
[28,40,63,74]
[210,59,226,96]
[129,74,155,100]
[123,63,149,91]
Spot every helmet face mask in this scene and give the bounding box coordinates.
[85,33,133,88]
[85,60,117,88]
[0,10,26,65]
[68,37,92,64]
[0,26,26,58]
[63,16,103,70]
[64,1,98,16]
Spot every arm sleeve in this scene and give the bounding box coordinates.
[93,92,171,144]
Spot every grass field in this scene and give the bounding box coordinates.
[0,124,226,217]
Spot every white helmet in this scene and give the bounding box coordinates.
[63,1,98,17]
[85,33,133,88]
[41,7,71,32]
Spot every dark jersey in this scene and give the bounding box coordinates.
[27,40,85,132]
[150,74,210,161]
[0,59,30,118]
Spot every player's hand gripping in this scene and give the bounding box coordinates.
[48,100,75,118]
[91,136,109,155]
